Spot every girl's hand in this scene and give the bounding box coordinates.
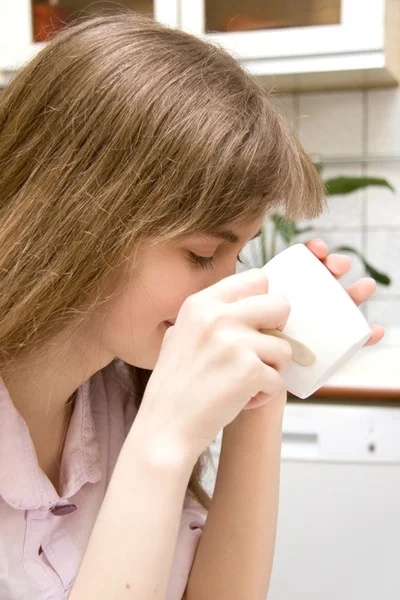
[137,269,293,463]
[305,238,385,347]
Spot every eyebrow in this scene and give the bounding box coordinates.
[210,228,263,244]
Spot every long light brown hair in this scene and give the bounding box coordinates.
[0,13,325,508]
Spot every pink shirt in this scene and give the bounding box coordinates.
[0,359,206,599]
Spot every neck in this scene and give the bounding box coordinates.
[1,326,114,426]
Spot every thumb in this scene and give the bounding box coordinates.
[243,391,276,410]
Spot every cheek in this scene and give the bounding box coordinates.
[97,273,200,368]
[150,273,205,322]
[159,288,190,319]
[108,273,195,335]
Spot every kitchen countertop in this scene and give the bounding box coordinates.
[289,327,400,401]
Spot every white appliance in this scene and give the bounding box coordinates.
[268,402,400,600]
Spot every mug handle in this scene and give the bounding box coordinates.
[261,329,316,367]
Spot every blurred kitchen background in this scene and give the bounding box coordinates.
[1,1,400,599]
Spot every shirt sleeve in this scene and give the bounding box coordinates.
[166,494,207,600]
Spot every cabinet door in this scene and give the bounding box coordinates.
[0,0,33,69]
[0,0,179,71]
[180,0,385,63]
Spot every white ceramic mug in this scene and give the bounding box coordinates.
[261,243,372,399]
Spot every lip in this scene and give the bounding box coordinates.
[165,320,175,328]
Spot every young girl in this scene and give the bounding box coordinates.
[0,13,383,600]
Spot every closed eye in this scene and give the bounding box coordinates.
[188,252,215,270]
[189,251,244,270]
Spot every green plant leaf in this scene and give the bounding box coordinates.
[363,262,391,286]
[260,226,267,266]
[325,177,395,196]
[294,225,314,235]
[335,246,391,286]
[270,213,298,244]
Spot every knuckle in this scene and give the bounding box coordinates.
[182,297,227,329]
[241,268,268,291]
[213,328,239,356]
[247,268,265,280]
[183,296,237,349]
[272,296,291,329]
[250,268,268,286]
[276,296,291,320]
[181,294,201,318]
[268,368,286,395]
[201,306,229,334]
[240,353,261,380]
[163,327,173,343]
[281,296,291,316]
[280,340,293,363]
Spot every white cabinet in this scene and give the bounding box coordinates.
[1,0,399,92]
[207,402,400,599]
[180,0,400,92]
[0,0,179,75]
[269,402,400,600]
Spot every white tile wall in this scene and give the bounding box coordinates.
[366,231,400,297]
[270,93,296,129]
[367,89,400,155]
[298,92,364,156]
[366,164,400,227]
[268,87,400,327]
[367,300,400,328]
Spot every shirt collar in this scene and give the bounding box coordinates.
[0,377,101,510]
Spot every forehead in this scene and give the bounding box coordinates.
[168,217,265,247]
[205,218,264,243]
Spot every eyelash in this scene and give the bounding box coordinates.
[189,252,244,270]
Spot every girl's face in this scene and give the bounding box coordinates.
[91,219,264,369]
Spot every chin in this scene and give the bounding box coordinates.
[114,325,166,370]
[119,355,157,370]
[118,346,161,371]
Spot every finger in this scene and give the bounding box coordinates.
[244,393,272,410]
[304,238,328,260]
[243,364,286,409]
[364,324,385,346]
[203,268,268,303]
[322,253,352,279]
[345,278,376,306]
[252,332,293,371]
[228,293,290,332]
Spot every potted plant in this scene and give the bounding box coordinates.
[251,171,395,286]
